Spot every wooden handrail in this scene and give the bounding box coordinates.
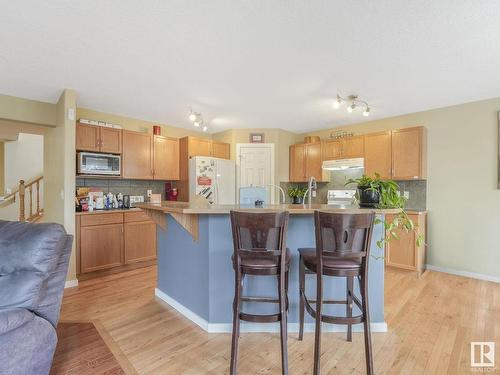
[1,175,44,222]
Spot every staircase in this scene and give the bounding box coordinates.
[0,176,44,222]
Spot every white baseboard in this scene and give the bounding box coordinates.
[155,288,387,333]
[64,279,79,289]
[426,265,500,284]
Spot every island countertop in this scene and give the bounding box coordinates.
[135,201,402,215]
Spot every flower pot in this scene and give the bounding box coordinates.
[292,196,304,204]
[358,187,380,208]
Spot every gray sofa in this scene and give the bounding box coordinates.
[0,220,73,375]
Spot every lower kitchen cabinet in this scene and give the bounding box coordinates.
[76,210,157,279]
[385,212,427,277]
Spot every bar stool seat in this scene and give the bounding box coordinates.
[233,248,291,275]
[298,248,361,272]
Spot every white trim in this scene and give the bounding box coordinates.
[155,288,209,331]
[155,288,387,333]
[235,143,276,204]
[64,279,79,288]
[426,264,500,284]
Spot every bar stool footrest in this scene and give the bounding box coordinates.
[239,312,282,323]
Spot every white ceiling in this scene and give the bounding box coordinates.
[1,1,500,133]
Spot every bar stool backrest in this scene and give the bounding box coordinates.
[314,211,375,263]
[230,210,289,265]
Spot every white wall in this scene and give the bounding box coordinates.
[4,133,43,189]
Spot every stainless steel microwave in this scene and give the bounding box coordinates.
[77,152,121,176]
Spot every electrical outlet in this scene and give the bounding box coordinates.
[312,190,317,198]
[6,188,11,195]
[403,191,410,199]
[147,189,152,197]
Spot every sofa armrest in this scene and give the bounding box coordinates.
[0,308,34,336]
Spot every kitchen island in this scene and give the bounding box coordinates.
[136,201,399,333]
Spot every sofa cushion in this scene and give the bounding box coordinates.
[0,221,67,311]
[0,308,35,336]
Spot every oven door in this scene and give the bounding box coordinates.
[78,153,121,175]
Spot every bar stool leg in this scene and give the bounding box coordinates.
[313,271,322,375]
[278,273,289,375]
[360,275,374,375]
[230,272,243,375]
[298,256,305,341]
[346,276,353,342]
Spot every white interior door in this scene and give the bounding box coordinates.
[237,144,275,204]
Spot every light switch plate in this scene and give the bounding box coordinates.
[147,189,152,197]
[67,108,75,121]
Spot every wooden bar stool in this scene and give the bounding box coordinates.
[298,211,375,375]
[230,210,290,375]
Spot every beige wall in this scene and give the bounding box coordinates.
[0,142,4,194]
[0,94,56,126]
[77,108,211,139]
[302,97,500,278]
[44,89,77,281]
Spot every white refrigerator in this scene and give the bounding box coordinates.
[189,157,236,204]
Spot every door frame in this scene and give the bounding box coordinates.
[236,143,276,204]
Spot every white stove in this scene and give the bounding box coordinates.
[326,189,357,207]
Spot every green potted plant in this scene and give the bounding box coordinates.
[345,173,424,249]
[288,185,308,204]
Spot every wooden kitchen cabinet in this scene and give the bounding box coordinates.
[289,142,325,182]
[80,223,123,273]
[124,211,157,264]
[76,210,157,279]
[364,131,392,179]
[391,126,427,180]
[189,137,212,157]
[122,130,154,179]
[385,212,427,277]
[76,122,122,154]
[212,141,230,159]
[154,135,179,180]
[323,136,364,160]
[289,143,306,182]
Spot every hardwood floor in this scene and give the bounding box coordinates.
[60,267,500,374]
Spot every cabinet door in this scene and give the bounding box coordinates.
[100,127,122,154]
[212,141,230,159]
[323,140,342,160]
[385,214,416,270]
[80,224,123,273]
[124,221,157,264]
[76,123,100,152]
[392,127,426,180]
[122,131,154,179]
[342,136,364,158]
[364,132,392,179]
[154,136,179,180]
[189,137,212,157]
[305,143,323,181]
[289,144,306,182]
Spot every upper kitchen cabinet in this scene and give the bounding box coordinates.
[212,141,230,159]
[391,126,427,180]
[122,131,154,179]
[289,142,326,182]
[76,122,122,154]
[323,136,364,160]
[364,131,392,179]
[153,135,179,180]
[188,137,212,157]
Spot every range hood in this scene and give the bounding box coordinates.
[322,157,364,170]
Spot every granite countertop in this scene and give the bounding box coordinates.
[75,207,143,216]
[135,201,402,215]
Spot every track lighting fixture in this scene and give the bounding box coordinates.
[189,109,207,131]
[333,94,371,116]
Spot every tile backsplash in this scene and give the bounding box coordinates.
[280,179,427,210]
[76,178,169,199]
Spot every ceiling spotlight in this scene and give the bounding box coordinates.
[363,107,370,117]
[189,112,197,122]
[194,121,201,127]
[347,103,356,113]
[202,126,208,132]
[333,95,343,109]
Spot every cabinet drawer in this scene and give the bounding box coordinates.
[81,213,123,227]
[124,210,152,223]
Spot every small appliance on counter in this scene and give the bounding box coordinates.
[327,189,357,208]
[129,195,145,207]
